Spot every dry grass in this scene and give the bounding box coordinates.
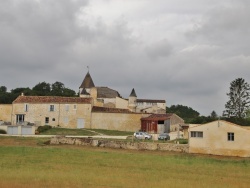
[0,136,250,188]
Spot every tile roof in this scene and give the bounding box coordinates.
[79,71,95,89]
[80,88,90,95]
[141,113,173,121]
[92,106,133,113]
[13,96,92,104]
[137,99,166,103]
[129,88,137,97]
[96,87,121,98]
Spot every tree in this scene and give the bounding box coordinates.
[166,104,200,123]
[51,81,65,96]
[0,86,7,93]
[32,82,51,96]
[223,78,250,119]
[210,110,218,119]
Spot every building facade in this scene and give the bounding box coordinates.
[189,120,250,157]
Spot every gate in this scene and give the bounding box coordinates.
[21,126,33,135]
[7,126,18,135]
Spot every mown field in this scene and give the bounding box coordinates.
[0,136,250,188]
[38,127,134,136]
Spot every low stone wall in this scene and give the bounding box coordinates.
[50,136,189,153]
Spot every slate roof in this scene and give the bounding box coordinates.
[141,113,173,121]
[13,96,92,104]
[92,106,133,113]
[129,88,137,97]
[96,87,121,98]
[79,71,95,89]
[137,99,166,103]
[80,88,90,95]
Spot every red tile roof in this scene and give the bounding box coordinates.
[137,99,165,103]
[141,113,173,121]
[13,96,92,104]
[92,106,133,113]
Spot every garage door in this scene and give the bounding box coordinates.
[77,118,85,129]
[7,126,18,135]
[21,126,33,135]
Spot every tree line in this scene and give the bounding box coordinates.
[167,78,250,126]
[0,81,77,104]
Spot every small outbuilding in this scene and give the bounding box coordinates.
[140,113,184,134]
[189,120,250,157]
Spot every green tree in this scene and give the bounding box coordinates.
[32,82,51,96]
[210,110,218,119]
[223,78,250,118]
[51,81,65,96]
[0,86,7,93]
[51,81,76,97]
[166,104,200,123]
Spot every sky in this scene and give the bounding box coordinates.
[1,0,250,116]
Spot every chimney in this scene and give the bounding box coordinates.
[21,93,24,96]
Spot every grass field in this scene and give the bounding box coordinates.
[39,127,134,136]
[0,136,250,188]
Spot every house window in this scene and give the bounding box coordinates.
[191,131,203,138]
[64,117,69,124]
[65,104,69,111]
[228,132,234,141]
[16,114,25,124]
[24,104,29,112]
[49,105,55,112]
[45,117,49,124]
[73,104,77,110]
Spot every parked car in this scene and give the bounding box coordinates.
[158,133,170,141]
[134,132,152,140]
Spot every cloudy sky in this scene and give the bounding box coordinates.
[1,0,250,116]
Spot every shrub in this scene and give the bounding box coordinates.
[37,125,52,133]
[0,129,7,134]
[178,139,188,144]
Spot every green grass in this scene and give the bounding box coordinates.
[39,128,98,136]
[0,137,250,188]
[86,128,134,136]
[39,127,134,136]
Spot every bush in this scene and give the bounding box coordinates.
[0,129,7,134]
[37,125,52,133]
[178,139,188,144]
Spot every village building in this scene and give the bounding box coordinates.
[189,120,250,157]
[79,71,166,114]
[0,71,171,132]
[140,113,184,134]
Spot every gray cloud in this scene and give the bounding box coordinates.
[1,0,250,116]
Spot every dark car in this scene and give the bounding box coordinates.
[158,133,170,141]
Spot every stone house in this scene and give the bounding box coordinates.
[11,95,92,128]
[189,120,250,157]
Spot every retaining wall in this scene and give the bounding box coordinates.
[50,136,189,153]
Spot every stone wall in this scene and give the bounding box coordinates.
[91,112,142,132]
[0,104,12,122]
[50,136,189,153]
